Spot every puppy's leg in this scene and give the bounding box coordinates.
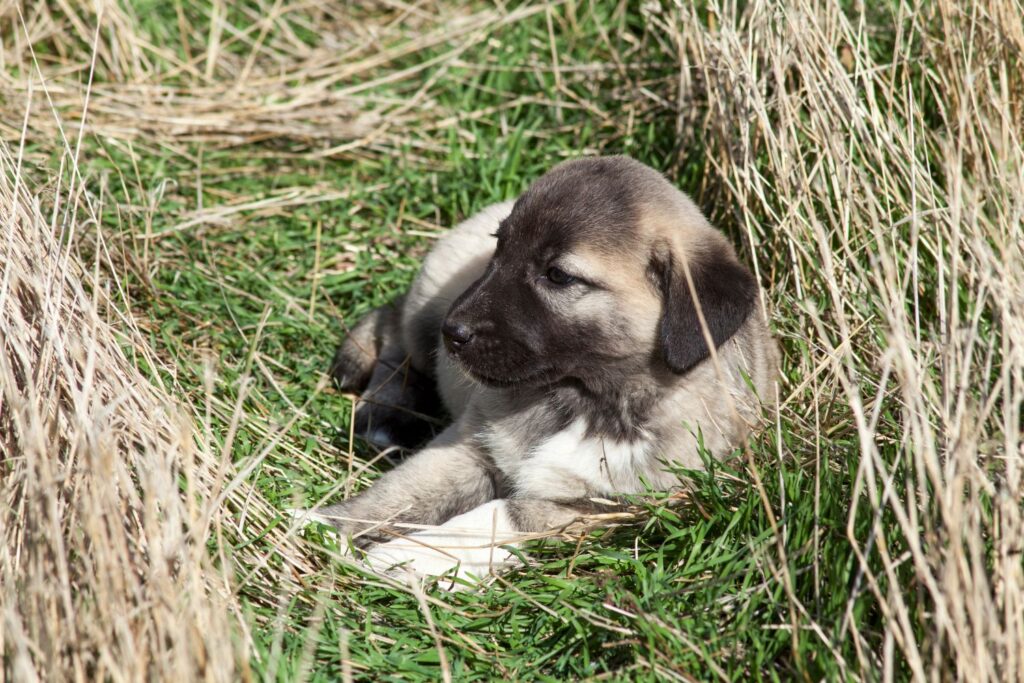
[363,498,617,588]
[330,298,405,392]
[504,498,616,532]
[331,297,441,448]
[315,422,497,545]
[354,345,442,449]
[363,499,521,585]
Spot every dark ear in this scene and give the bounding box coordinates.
[652,242,759,374]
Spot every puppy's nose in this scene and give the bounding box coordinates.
[442,320,475,350]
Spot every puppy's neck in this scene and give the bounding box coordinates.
[479,362,671,444]
[489,373,660,443]
[559,375,663,441]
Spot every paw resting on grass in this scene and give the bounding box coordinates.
[292,500,523,590]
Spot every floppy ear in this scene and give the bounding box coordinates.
[652,241,759,374]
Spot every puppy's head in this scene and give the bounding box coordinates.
[442,156,758,389]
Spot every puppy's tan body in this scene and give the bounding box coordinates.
[322,157,778,584]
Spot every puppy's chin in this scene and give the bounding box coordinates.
[452,355,558,389]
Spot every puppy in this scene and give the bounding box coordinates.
[320,156,778,585]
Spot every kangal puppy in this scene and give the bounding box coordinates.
[320,156,778,587]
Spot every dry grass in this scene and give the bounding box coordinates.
[650,0,1024,676]
[0,1,546,154]
[0,1,435,679]
[1,0,1022,680]
[0,132,244,678]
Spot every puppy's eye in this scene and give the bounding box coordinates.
[545,266,576,286]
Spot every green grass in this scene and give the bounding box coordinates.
[78,6,870,680]
[9,0,1020,680]
[122,42,842,683]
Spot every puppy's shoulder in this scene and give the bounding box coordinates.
[420,200,515,280]
[650,309,779,462]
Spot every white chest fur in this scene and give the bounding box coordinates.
[488,419,652,499]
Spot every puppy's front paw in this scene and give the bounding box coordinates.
[363,500,522,589]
